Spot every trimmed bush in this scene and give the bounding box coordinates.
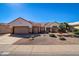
[49,33,57,38]
[59,37,66,41]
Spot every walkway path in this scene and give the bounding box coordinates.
[0,45,79,56]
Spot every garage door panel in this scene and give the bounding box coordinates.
[14,26,29,34]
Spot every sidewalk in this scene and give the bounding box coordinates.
[0,45,79,56]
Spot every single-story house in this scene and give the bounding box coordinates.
[0,17,60,34]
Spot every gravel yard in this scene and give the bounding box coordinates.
[0,33,79,56]
[0,33,79,45]
[12,33,79,45]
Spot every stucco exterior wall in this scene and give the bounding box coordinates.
[0,25,11,34]
[74,26,79,29]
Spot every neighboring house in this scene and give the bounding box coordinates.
[72,25,79,29]
[45,22,59,33]
[74,25,79,29]
[69,22,79,30]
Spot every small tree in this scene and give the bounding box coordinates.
[58,22,71,33]
[64,22,71,32]
[59,23,66,33]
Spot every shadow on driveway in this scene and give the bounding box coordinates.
[0,34,7,36]
[9,34,40,38]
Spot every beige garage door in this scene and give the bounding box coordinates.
[13,26,29,34]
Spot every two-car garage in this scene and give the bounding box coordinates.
[12,26,30,34]
[8,17,33,34]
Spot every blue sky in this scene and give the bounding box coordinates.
[0,3,79,23]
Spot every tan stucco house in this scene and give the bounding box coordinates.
[0,17,59,34]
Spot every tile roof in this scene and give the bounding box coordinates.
[45,22,60,27]
[8,17,33,24]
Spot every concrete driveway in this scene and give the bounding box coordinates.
[0,34,21,44]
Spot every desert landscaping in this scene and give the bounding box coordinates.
[0,17,79,55]
[0,32,79,45]
[0,33,79,55]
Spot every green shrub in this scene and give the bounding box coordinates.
[73,29,79,35]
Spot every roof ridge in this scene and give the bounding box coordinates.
[8,17,33,24]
